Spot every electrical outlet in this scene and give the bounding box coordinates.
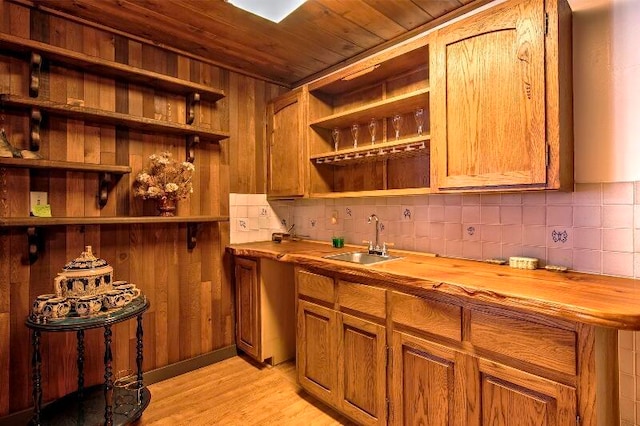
[330,210,339,225]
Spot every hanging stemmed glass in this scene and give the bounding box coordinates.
[392,114,402,140]
[332,128,340,152]
[351,124,359,149]
[414,108,424,136]
[368,118,377,145]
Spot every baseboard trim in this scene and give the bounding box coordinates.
[0,345,237,426]
[144,345,237,385]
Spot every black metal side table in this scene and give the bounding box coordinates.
[26,297,151,426]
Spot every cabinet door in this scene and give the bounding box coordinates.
[337,312,387,426]
[235,257,260,360]
[297,299,337,407]
[431,0,547,189]
[267,89,305,198]
[479,359,576,426]
[390,331,458,426]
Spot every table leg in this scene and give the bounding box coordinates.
[31,329,42,426]
[136,314,144,401]
[77,329,85,399]
[104,325,113,425]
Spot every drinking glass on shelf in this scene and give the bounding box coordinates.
[351,123,359,148]
[392,114,402,140]
[414,108,424,136]
[368,118,377,145]
[332,127,340,152]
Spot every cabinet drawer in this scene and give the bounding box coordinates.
[296,269,334,304]
[470,310,577,376]
[337,280,386,320]
[390,291,462,341]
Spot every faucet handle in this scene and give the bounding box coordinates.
[362,240,374,253]
[381,242,395,257]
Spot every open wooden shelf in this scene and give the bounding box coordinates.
[0,157,131,173]
[0,33,225,102]
[0,215,229,227]
[0,94,229,142]
[308,43,430,96]
[311,135,430,166]
[309,88,429,130]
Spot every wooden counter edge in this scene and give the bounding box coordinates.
[226,241,640,330]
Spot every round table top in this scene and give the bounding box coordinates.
[26,296,150,332]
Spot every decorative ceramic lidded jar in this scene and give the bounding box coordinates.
[54,245,113,298]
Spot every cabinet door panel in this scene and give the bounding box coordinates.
[479,358,576,426]
[482,377,552,425]
[268,89,305,198]
[235,258,260,360]
[391,332,456,426]
[297,300,337,406]
[338,312,386,426]
[432,0,546,189]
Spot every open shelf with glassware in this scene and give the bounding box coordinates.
[306,38,432,197]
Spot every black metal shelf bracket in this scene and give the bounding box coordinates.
[187,223,199,250]
[27,226,41,263]
[98,172,112,208]
[30,108,41,151]
[186,92,200,125]
[30,52,42,98]
[186,135,199,163]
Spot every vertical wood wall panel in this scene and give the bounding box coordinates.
[0,1,285,417]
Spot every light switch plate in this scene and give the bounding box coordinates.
[30,191,48,215]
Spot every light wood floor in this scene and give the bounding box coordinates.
[135,355,355,426]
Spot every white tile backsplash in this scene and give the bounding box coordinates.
[230,182,640,282]
[245,182,640,282]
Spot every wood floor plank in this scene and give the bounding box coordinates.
[138,356,354,425]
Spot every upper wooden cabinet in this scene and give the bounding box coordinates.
[265,0,573,197]
[431,0,573,191]
[267,88,306,198]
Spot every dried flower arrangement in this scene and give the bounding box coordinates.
[134,152,195,205]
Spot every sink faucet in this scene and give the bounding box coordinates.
[367,214,381,255]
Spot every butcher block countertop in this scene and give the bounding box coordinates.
[227,240,640,330]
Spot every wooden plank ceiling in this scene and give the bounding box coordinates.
[29,0,486,87]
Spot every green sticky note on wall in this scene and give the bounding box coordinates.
[32,204,52,217]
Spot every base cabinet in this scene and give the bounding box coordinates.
[290,266,608,426]
[234,257,295,365]
[235,257,260,360]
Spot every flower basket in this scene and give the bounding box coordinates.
[133,152,194,216]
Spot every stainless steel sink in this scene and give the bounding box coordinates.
[323,251,401,265]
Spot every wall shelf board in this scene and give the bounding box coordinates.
[0,94,230,142]
[0,216,230,227]
[0,157,131,173]
[0,33,225,102]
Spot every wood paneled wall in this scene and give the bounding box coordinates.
[0,0,285,416]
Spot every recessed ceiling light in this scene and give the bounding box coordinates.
[227,0,306,23]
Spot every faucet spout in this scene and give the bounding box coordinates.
[367,214,380,253]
